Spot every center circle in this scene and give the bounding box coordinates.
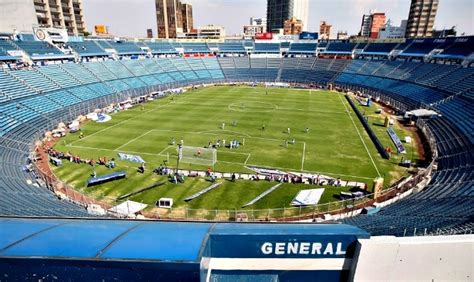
[228,101,277,113]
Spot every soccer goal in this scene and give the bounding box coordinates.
[179,146,217,166]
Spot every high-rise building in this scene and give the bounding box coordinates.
[250,17,267,30]
[319,21,332,39]
[266,0,309,33]
[360,10,386,39]
[0,0,87,35]
[147,28,153,38]
[283,17,303,35]
[181,3,193,33]
[35,0,87,35]
[156,0,193,38]
[405,0,438,38]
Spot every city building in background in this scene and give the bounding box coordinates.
[283,17,303,35]
[405,0,438,38]
[250,17,267,29]
[155,0,193,38]
[378,19,407,39]
[244,17,267,38]
[147,28,153,38]
[319,21,332,39]
[266,0,309,33]
[360,10,386,39]
[181,3,193,33]
[433,27,457,38]
[0,0,87,35]
[337,31,349,40]
[180,24,225,40]
[243,25,266,38]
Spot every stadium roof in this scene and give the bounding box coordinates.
[0,218,368,262]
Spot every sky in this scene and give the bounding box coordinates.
[82,0,473,38]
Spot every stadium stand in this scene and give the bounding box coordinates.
[13,40,67,59]
[324,42,357,54]
[67,40,108,57]
[0,35,472,237]
[0,39,22,60]
[254,43,280,53]
[400,38,442,56]
[146,42,177,54]
[183,43,210,53]
[218,42,246,53]
[435,36,474,58]
[107,41,146,55]
[361,43,399,55]
[288,43,317,54]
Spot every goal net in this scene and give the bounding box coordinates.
[179,146,217,166]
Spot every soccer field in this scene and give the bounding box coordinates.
[52,86,419,214]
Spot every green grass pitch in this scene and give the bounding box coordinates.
[52,86,419,216]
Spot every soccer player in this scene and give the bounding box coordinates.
[287,127,291,134]
[222,122,225,130]
[305,127,310,133]
[262,124,266,131]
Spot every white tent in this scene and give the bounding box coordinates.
[291,188,325,206]
[404,109,438,118]
[108,200,147,216]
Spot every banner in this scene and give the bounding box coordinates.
[255,32,273,40]
[118,153,145,164]
[299,32,318,40]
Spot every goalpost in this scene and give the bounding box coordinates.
[178,146,217,166]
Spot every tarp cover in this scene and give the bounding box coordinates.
[291,188,325,206]
[108,200,147,216]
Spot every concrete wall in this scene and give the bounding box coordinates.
[350,235,473,281]
[0,0,38,33]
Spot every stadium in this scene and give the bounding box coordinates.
[0,0,473,281]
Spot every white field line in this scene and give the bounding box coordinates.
[67,144,372,180]
[244,153,251,165]
[337,93,382,177]
[276,107,346,115]
[114,130,154,151]
[220,151,251,156]
[157,145,173,156]
[68,144,159,157]
[68,102,175,146]
[301,142,306,171]
[198,129,251,137]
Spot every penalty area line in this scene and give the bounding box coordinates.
[301,142,306,171]
[244,154,251,165]
[68,102,174,146]
[113,130,154,151]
